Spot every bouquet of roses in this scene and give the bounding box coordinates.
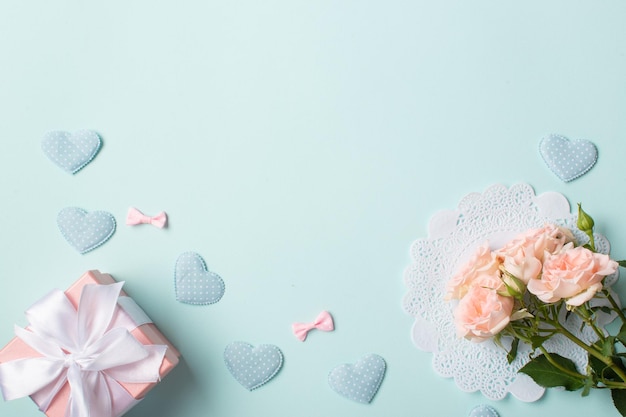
[446,204,626,416]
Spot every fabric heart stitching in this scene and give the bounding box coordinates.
[538,134,598,182]
[223,342,283,390]
[174,252,225,305]
[42,130,102,174]
[56,207,116,254]
[328,353,386,404]
[468,404,500,417]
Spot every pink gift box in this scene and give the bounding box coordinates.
[0,270,180,417]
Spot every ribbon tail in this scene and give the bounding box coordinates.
[315,311,335,332]
[81,372,117,417]
[291,323,312,341]
[66,370,123,417]
[104,344,167,383]
[104,374,141,416]
[125,207,144,226]
[33,371,67,413]
[151,212,167,228]
[69,372,145,417]
[0,357,65,401]
[65,363,91,417]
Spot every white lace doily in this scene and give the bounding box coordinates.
[402,183,618,402]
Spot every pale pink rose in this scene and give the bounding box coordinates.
[498,224,575,259]
[496,224,575,284]
[498,243,543,284]
[527,245,618,306]
[454,285,514,342]
[523,224,575,258]
[445,243,501,300]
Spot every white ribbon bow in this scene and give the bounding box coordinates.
[0,282,167,417]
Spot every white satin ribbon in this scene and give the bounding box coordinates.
[0,282,167,417]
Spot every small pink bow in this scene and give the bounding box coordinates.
[292,310,334,341]
[126,207,167,228]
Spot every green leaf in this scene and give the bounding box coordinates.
[612,389,626,417]
[589,355,617,381]
[529,334,552,350]
[591,305,612,315]
[589,354,605,375]
[618,325,626,347]
[589,354,626,382]
[617,260,626,269]
[581,376,593,397]
[507,338,519,364]
[603,337,617,357]
[519,354,585,391]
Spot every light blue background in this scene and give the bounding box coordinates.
[1,1,626,416]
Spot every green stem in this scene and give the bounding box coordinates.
[574,305,606,341]
[538,347,587,381]
[587,233,596,252]
[550,319,626,383]
[604,289,626,322]
[506,326,529,345]
[597,381,626,389]
[552,321,604,360]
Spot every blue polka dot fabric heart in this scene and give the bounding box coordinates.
[174,252,225,305]
[224,341,284,391]
[539,134,598,182]
[57,207,116,254]
[468,404,500,417]
[328,353,386,404]
[41,130,102,174]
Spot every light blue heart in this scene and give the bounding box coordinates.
[468,404,500,417]
[224,341,283,391]
[539,134,598,182]
[57,207,116,254]
[175,252,225,305]
[42,130,102,174]
[328,353,386,404]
